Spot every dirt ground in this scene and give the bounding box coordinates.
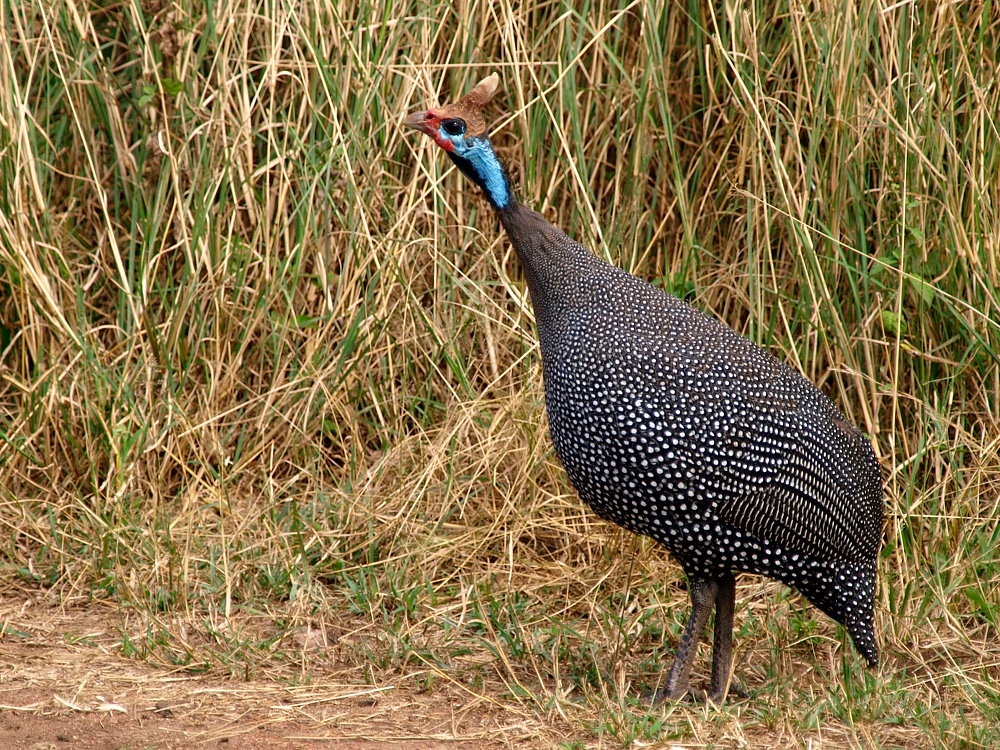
[0,598,553,750]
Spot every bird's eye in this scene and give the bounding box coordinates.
[441,118,466,137]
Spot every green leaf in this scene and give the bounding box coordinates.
[965,587,998,627]
[966,586,988,612]
[909,276,936,306]
[137,83,156,108]
[881,309,907,336]
[162,78,185,97]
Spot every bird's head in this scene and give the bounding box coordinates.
[403,73,511,209]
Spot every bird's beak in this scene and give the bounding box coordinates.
[403,110,432,135]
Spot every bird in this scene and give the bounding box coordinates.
[403,73,883,703]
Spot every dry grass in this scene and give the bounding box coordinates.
[1,0,999,747]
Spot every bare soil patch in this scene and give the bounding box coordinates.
[0,599,549,750]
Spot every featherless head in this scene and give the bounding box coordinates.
[403,73,512,209]
[403,73,499,144]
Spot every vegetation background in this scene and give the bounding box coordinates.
[1,0,998,746]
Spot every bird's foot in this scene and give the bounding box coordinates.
[644,677,748,706]
[701,677,749,704]
[641,686,676,706]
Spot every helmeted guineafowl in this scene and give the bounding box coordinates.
[403,73,883,703]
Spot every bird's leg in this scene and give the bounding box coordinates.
[652,577,718,702]
[706,572,746,702]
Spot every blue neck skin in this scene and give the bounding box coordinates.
[443,134,512,210]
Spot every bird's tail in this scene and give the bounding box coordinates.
[797,562,879,667]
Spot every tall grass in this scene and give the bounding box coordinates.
[1,0,998,745]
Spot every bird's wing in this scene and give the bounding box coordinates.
[712,400,881,563]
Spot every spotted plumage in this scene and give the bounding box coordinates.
[405,74,883,702]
